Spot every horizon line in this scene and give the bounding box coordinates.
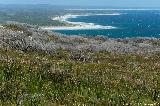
[66,8,160,11]
[0,4,160,8]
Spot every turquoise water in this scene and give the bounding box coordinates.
[54,10,160,38]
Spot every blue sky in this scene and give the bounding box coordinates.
[0,0,160,7]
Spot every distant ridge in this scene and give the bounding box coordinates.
[66,8,160,11]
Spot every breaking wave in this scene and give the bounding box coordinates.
[51,13,120,30]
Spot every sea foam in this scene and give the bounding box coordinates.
[51,13,120,30]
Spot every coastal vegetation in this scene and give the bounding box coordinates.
[0,23,160,105]
[0,47,160,106]
[0,5,69,26]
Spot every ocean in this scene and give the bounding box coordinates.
[53,10,160,38]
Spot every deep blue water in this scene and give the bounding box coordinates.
[54,10,160,38]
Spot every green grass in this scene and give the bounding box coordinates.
[0,48,160,105]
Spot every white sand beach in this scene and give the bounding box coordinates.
[42,25,115,30]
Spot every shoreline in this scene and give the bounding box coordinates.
[42,13,119,30]
[66,9,160,11]
[42,25,116,30]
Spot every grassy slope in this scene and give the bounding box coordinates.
[0,47,160,106]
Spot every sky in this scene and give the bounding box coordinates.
[0,0,160,7]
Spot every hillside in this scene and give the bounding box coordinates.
[0,22,160,105]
